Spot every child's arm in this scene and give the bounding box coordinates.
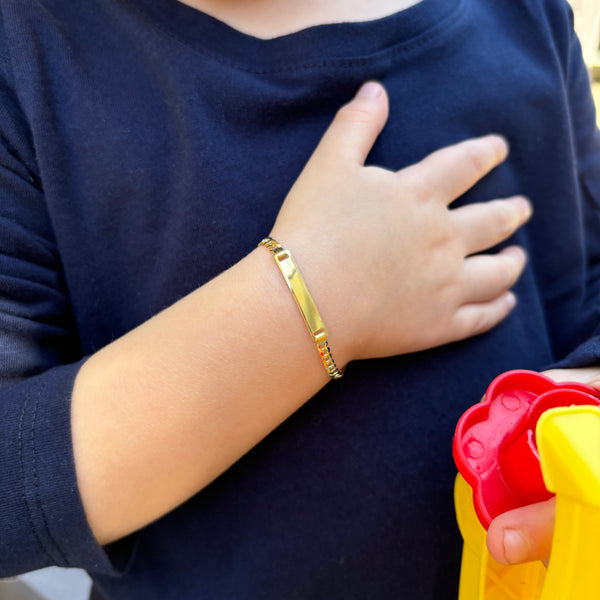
[71,82,531,546]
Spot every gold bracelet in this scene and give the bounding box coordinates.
[259,237,344,380]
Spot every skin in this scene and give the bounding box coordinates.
[72,83,532,545]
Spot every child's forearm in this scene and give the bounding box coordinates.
[71,247,327,546]
[71,82,532,546]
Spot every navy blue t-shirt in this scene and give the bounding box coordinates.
[1,0,600,597]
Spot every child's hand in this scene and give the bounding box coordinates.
[270,81,531,365]
[486,367,600,564]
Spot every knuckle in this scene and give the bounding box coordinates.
[493,203,514,233]
[336,100,377,125]
[464,144,491,177]
[439,230,465,261]
[401,168,440,205]
[415,177,438,204]
[495,259,516,287]
[469,309,497,336]
[495,202,520,236]
[502,251,526,283]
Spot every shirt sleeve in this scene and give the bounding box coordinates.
[551,5,600,369]
[0,7,128,577]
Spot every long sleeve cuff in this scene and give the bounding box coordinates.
[0,360,134,577]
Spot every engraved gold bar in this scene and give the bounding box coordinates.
[273,250,327,340]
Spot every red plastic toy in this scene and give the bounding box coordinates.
[453,370,600,529]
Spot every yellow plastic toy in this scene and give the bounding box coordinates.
[455,404,600,600]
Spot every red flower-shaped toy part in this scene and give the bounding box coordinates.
[453,370,600,529]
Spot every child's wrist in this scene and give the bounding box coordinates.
[258,237,345,380]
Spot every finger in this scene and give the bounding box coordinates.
[313,81,389,166]
[448,291,517,342]
[460,246,527,303]
[403,135,509,205]
[486,498,556,565]
[451,196,532,255]
[542,367,600,389]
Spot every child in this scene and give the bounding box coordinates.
[0,0,598,598]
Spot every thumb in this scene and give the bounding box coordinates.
[486,497,556,565]
[315,81,389,166]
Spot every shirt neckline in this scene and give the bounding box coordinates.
[133,0,464,70]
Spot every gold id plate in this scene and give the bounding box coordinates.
[274,250,327,341]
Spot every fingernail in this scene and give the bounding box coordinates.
[497,135,509,153]
[515,196,533,220]
[502,245,527,261]
[357,81,383,98]
[503,528,530,564]
[486,135,509,161]
[505,291,517,310]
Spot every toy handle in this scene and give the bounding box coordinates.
[455,404,600,600]
[537,406,600,600]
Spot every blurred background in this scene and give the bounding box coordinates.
[571,0,600,67]
[571,0,600,122]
